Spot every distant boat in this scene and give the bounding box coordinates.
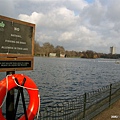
[115,60,120,64]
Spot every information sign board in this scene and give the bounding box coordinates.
[0,15,35,57]
[0,15,35,71]
[0,57,33,72]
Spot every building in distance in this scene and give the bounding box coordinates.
[49,53,57,57]
[110,46,116,54]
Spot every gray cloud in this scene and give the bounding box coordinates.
[0,0,15,17]
[0,0,120,53]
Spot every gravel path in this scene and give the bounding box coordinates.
[92,99,120,120]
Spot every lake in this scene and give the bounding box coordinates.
[0,57,120,110]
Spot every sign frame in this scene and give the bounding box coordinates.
[0,57,33,72]
[0,15,35,57]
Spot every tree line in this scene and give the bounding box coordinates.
[34,41,120,59]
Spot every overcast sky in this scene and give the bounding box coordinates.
[0,0,120,53]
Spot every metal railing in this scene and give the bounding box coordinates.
[39,81,120,120]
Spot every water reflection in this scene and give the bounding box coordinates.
[0,57,120,110]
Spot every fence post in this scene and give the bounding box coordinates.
[83,93,87,118]
[109,84,112,107]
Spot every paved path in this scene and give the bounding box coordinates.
[92,99,120,120]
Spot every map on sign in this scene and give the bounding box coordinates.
[0,16,34,56]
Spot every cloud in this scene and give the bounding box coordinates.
[1,0,120,53]
[58,31,75,41]
[0,0,15,17]
[18,7,80,44]
[106,0,120,22]
[81,0,105,25]
[18,12,43,24]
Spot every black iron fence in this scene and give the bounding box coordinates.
[39,81,120,120]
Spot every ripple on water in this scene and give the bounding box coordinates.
[0,57,120,111]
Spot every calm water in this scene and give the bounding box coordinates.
[0,57,120,109]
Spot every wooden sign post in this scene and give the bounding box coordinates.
[0,15,35,120]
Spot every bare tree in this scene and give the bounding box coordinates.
[42,42,54,56]
[34,41,41,55]
[55,46,65,57]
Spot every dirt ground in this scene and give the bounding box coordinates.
[92,99,120,120]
